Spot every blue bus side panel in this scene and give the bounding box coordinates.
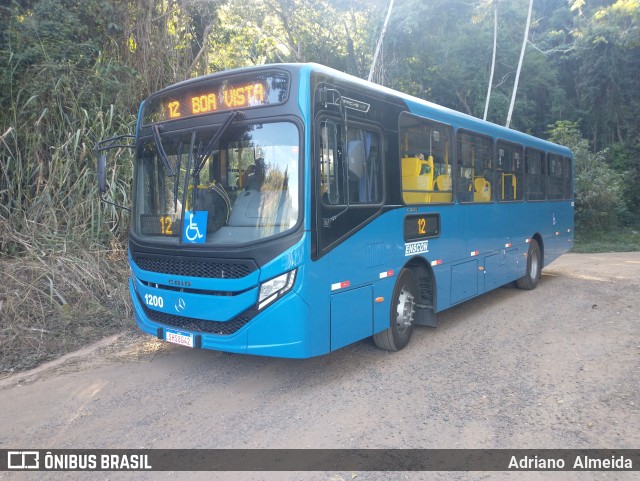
[301,191,572,352]
[330,285,373,351]
[303,211,399,350]
[451,260,479,304]
[484,248,520,291]
[373,277,395,334]
[553,202,574,260]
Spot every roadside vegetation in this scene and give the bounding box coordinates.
[573,229,640,253]
[1,0,638,373]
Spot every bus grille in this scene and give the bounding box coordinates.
[133,255,254,279]
[140,298,255,335]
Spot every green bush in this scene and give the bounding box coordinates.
[547,121,627,231]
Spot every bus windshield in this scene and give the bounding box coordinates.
[133,121,300,245]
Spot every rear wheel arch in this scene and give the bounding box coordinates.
[405,257,437,322]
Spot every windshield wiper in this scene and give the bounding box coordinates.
[152,124,176,177]
[173,143,184,214]
[192,111,241,180]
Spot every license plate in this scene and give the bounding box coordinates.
[165,328,194,348]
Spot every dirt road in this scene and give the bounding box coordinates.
[1,252,639,481]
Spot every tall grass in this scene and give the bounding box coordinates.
[0,0,216,372]
[0,70,137,372]
[0,85,135,255]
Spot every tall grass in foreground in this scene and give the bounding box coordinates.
[1,93,134,254]
[0,74,137,373]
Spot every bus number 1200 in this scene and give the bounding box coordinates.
[144,294,164,308]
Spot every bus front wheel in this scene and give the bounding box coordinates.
[374,268,417,351]
[516,239,541,290]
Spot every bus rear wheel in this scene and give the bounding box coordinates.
[374,268,417,351]
[516,239,541,290]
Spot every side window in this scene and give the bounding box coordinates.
[319,120,382,205]
[399,113,453,204]
[496,141,524,201]
[548,153,564,200]
[525,148,545,200]
[319,120,341,204]
[456,131,494,203]
[564,157,573,199]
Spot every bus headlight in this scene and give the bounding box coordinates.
[258,269,297,310]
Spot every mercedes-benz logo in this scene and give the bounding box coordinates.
[175,298,186,313]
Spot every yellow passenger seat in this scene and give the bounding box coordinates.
[473,177,491,202]
[435,174,452,191]
[402,156,433,203]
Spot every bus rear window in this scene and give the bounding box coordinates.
[548,153,565,200]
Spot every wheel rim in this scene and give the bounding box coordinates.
[395,285,415,334]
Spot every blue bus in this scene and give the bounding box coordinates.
[97,63,573,357]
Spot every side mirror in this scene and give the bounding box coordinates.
[94,134,135,212]
[97,153,107,194]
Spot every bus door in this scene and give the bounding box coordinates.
[316,115,388,351]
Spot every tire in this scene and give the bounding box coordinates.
[373,268,417,351]
[516,239,541,290]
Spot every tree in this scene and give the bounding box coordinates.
[505,0,533,128]
[368,0,395,83]
[204,0,384,76]
[482,0,498,120]
[548,121,627,230]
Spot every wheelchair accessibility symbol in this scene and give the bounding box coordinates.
[182,211,208,243]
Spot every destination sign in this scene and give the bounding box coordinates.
[143,71,289,124]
